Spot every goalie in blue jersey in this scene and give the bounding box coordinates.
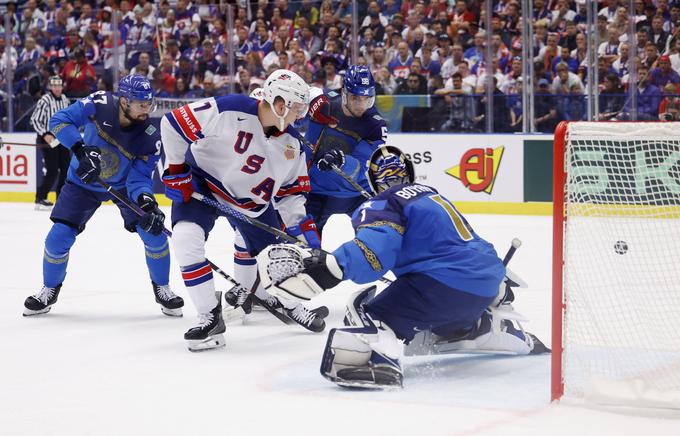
[256,145,549,389]
[23,75,184,317]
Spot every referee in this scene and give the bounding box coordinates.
[30,75,71,209]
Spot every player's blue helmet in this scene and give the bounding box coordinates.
[342,65,376,117]
[344,65,375,97]
[367,145,415,194]
[118,74,154,102]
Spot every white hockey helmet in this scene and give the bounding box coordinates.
[262,69,310,131]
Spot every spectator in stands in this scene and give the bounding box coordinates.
[650,55,680,87]
[464,30,486,66]
[550,0,576,32]
[536,32,560,76]
[643,41,660,69]
[130,51,155,79]
[598,27,621,64]
[374,66,398,95]
[473,77,512,132]
[612,42,631,77]
[649,15,671,54]
[553,45,579,75]
[369,45,388,77]
[552,61,584,95]
[618,64,664,120]
[417,45,440,79]
[183,31,202,62]
[658,83,680,120]
[61,46,95,98]
[388,41,413,80]
[435,32,452,64]
[436,71,476,133]
[440,43,466,80]
[396,71,427,94]
[562,21,579,52]
[298,25,321,56]
[598,73,625,121]
[321,56,342,90]
[534,78,559,132]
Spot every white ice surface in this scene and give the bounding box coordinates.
[1,203,678,436]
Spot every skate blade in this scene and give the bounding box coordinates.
[23,306,52,316]
[223,306,247,325]
[34,205,53,211]
[161,307,183,317]
[187,334,226,352]
[334,379,403,390]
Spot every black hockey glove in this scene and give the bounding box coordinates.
[302,249,343,290]
[137,193,166,235]
[72,142,101,184]
[316,149,345,172]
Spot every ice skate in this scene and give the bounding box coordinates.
[23,285,62,316]
[285,304,326,332]
[185,292,226,352]
[34,199,54,211]
[334,352,404,389]
[152,282,184,317]
[223,285,253,324]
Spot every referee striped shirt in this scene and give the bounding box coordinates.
[30,92,71,137]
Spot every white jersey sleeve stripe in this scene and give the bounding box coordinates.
[170,106,204,142]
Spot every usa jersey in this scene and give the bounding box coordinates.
[161,94,310,226]
[49,91,161,202]
[304,89,387,198]
[332,183,505,297]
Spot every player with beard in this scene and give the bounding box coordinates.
[23,74,183,318]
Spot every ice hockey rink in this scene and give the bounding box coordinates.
[1,202,678,436]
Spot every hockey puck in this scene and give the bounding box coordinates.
[614,240,628,255]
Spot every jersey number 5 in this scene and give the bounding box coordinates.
[430,195,473,241]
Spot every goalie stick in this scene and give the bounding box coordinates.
[96,178,298,325]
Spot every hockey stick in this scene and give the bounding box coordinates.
[0,136,50,148]
[96,178,292,324]
[503,237,522,266]
[191,191,394,285]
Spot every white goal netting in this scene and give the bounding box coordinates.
[560,122,680,408]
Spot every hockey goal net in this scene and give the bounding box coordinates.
[552,121,680,409]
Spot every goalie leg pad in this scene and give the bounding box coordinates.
[320,327,403,389]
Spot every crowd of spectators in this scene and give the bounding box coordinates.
[3,0,680,133]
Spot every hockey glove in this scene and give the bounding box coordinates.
[316,149,345,172]
[308,94,339,127]
[302,249,343,290]
[287,215,321,248]
[137,193,166,235]
[162,164,194,203]
[72,142,101,184]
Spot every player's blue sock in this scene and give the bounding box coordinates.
[43,223,78,288]
[137,228,170,285]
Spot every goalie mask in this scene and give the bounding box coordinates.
[366,145,415,194]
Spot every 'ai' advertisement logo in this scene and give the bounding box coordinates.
[445,146,504,194]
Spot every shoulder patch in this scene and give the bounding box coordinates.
[327,90,339,98]
[372,114,384,121]
[145,125,157,135]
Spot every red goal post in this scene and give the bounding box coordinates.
[552,121,680,408]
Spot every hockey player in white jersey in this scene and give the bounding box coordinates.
[160,70,323,351]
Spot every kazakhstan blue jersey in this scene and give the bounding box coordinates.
[303,90,387,197]
[48,91,161,202]
[332,183,505,297]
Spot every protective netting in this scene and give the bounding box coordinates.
[561,122,680,408]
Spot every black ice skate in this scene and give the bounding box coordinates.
[224,285,253,314]
[152,282,184,317]
[285,304,327,333]
[34,199,54,211]
[23,284,62,316]
[185,292,226,352]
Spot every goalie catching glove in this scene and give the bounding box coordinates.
[256,244,344,302]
